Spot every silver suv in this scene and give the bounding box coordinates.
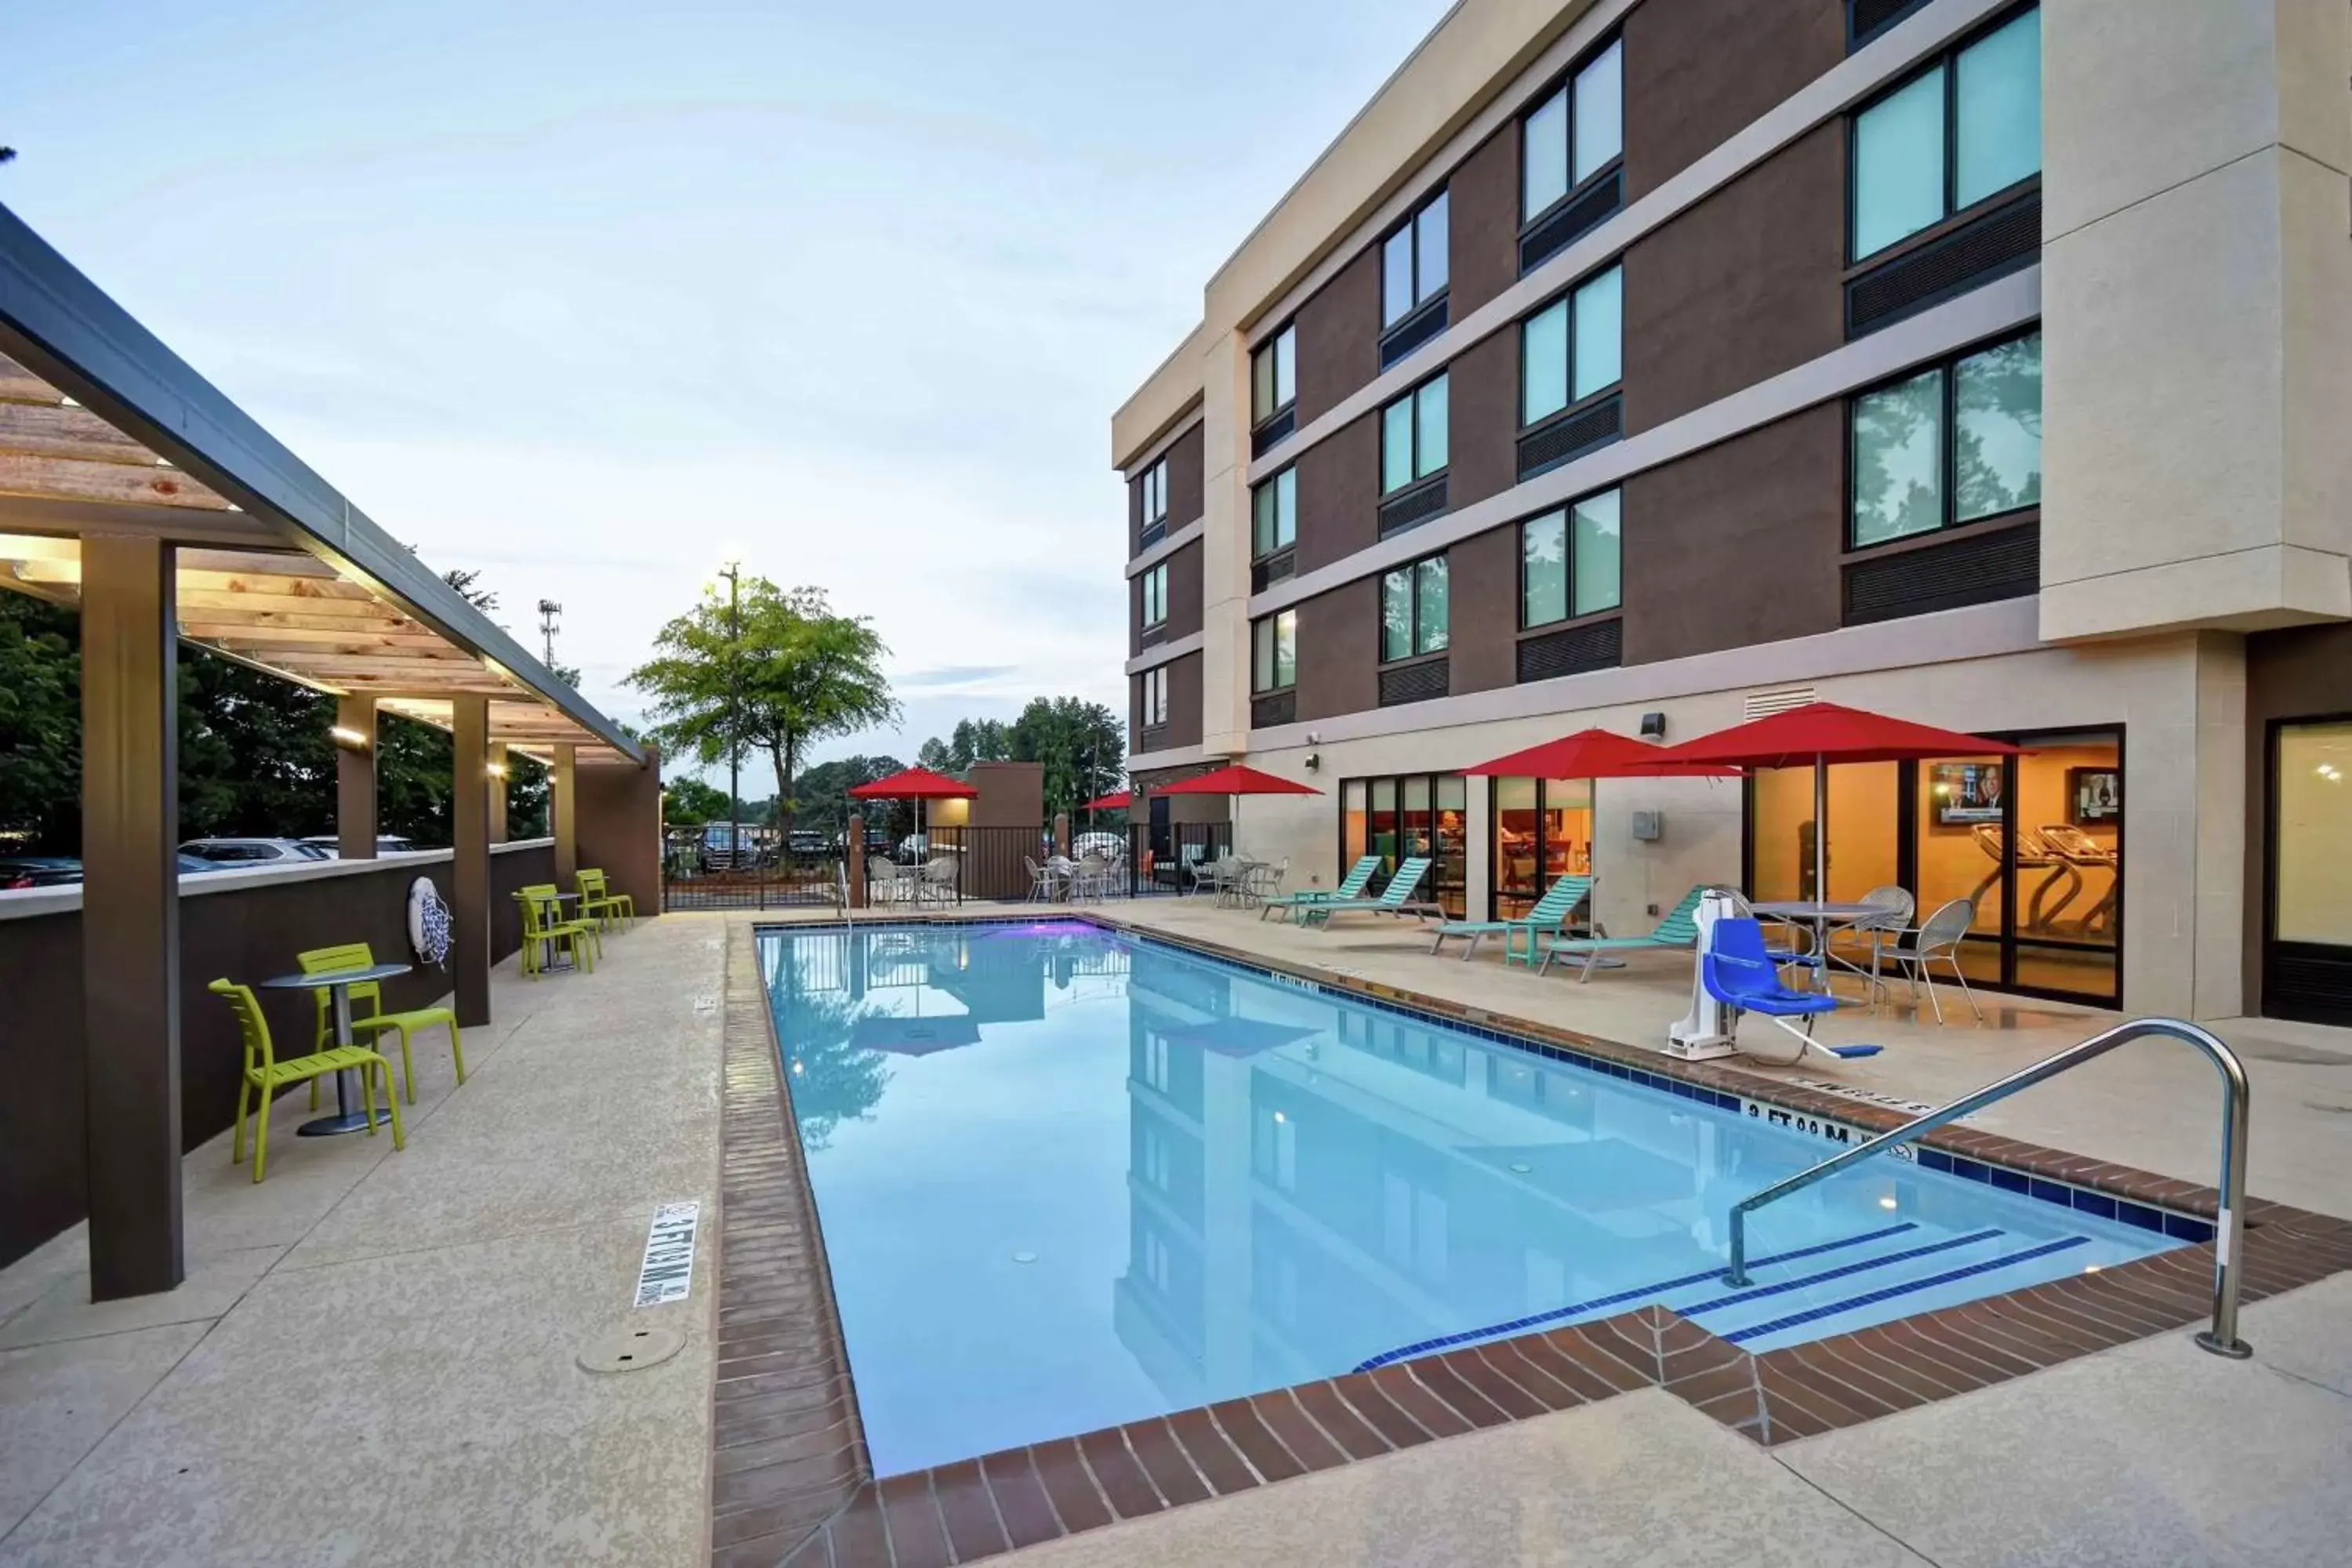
[179,837,335,866]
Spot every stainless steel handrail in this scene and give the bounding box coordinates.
[1723,1017,2252,1358]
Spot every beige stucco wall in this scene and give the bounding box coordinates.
[2040,0,2352,640]
[1226,630,2239,1018]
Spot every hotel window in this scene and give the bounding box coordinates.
[1522,36,1622,221]
[1381,555,1450,662]
[1381,375,1449,495]
[1850,5,2040,260]
[1849,330,2040,549]
[1521,264,1623,425]
[1381,190,1450,329]
[1252,467,1297,557]
[1139,666,1169,728]
[1251,324,1297,426]
[1139,457,1168,528]
[1140,563,1169,628]
[1251,610,1297,694]
[1520,489,1622,626]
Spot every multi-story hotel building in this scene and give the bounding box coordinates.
[1113,0,2352,1022]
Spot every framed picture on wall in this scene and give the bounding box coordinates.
[1929,761,2005,825]
[2068,768,2122,824]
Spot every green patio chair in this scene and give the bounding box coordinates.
[299,942,464,1105]
[1297,856,1440,928]
[1260,855,1382,923]
[516,887,599,977]
[1426,874,1594,964]
[212,978,401,1183]
[577,868,634,931]
[1537,884,1712,981]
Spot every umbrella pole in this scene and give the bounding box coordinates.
[1813,755,1829,905]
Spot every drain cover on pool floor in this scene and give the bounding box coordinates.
[578,1325,685,1374]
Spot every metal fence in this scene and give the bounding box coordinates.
[662,826,844,910]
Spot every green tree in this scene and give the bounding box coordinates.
[0,591,81,851]
[662,776,731,826]
[1008,697,1125,818]
[626,577,898,831]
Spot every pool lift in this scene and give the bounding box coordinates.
[1668,891,1882,1067]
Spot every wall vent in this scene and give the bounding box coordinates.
[1250,407,1296,459]
[1846,190,2040,338]
[1743,687,1817,721]
[1378,296,1449,369]
[1516,392,1623,482]
[1378,659,1450,707]
[1519,168,1622,275]
[1250,547,1296,593]
[1843,522,2038,626]
[1377,475,1449,539]
[1515,619,1622,684]
[1250,689,1296,729]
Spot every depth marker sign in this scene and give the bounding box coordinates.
[634,1200,701,1308]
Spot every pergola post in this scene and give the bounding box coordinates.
[336,694,378,860]
[451,695,493,1028]
[845,814,867,908]
[551,742,577,885]
[80,534,183,1301]
[487,741,510,845]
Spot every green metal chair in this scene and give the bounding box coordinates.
[212,978,401,1182]
[299,942,463,1105]
[516,886,598,976]
[577,868,634,931]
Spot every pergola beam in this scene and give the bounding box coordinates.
[0,452,231,510]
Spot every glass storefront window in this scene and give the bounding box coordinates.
[2276,722,2352,946]
[1342,773,1468,918]
[1490,777,1592,920]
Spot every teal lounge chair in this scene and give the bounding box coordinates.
[1298,857,1439,928]
[1261,855,1382,923]
[1537,884,1711,980]
[1426,874,1593,963]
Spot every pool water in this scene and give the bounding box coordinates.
[762,921,2187,1476]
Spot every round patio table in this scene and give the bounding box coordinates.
[260,960,412,1137]
[1747,900,1885,1000]
[535,890,586,971]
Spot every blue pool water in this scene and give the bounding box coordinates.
[763,921,2188,1475]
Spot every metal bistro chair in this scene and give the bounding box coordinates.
[920,856,960,906]
[1828,884,1915,1000]
[515,887,598,977]
[1885,896,1983,1023]
[1240,857,1288,909]
[1023,855,1058,902]
[298,942,463,1105]
[212,979,402,1182]
[577,868,635,931]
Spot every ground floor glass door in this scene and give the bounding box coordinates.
[1490,778,1593,920]
[1340,774,1467,917]
[2267,718,2352,1024]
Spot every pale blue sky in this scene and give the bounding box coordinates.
[1,0,1449,771]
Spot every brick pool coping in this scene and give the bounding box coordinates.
[708,914,2352,1567]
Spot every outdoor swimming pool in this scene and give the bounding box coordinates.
[761,920,2197,1476]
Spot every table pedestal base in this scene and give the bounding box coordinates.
[298,1108,393,1137]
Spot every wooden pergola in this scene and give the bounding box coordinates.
[0,199,647,1301]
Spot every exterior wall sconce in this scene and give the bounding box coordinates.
[329,726,372,751]
[1304,753,1322,771]
[1640,711,1668,739]
[485,762,509,779]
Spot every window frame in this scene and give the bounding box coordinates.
[1517,260,1625,431]
[1519,31,1626,231]
[1251,608,1298,695]
[1516,486,1624,632]
[1140,562,1170,629]
[1379,552,1452,666]
[1844,326,2042,554]
[1380,372,1450,497]
[1250,322,1298,428]
[1380,189,1452,332]
[1846,2,2041,267]
[1251,465,1298,561]
[1138,665,1170,730]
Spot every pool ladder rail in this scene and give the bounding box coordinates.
[1723,1017,2252,1359]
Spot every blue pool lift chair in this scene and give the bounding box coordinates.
[1703,917,1882,1068]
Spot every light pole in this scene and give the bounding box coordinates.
[719,563,741,874]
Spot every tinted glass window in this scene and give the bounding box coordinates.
[1522,510,1567,626]
[1852,368,1945,546]
[1853,69,1945,258]
[1570,490,1622,615]
[1571,39,1623,186]
[1955,9,2041,208]
[1953,332,2042,521]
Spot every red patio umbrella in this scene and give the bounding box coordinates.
[848,765,979,853]
[1081,790,1132,811]
[1658,702,2021,906]
[1461,728,1738,907]
[1152,764,1322,869]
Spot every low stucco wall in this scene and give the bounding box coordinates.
[0,840,553,1269]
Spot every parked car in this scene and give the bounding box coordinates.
[699,822,758,872]
[179,837,335,866]
[298,834,416,857]
[1,854,224,890]
[0,855,83,890]
[785,829,827,857]
[1071,831,1127,862]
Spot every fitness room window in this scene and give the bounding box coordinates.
[1490,778,1593,920]
[1745,727,2122,1007]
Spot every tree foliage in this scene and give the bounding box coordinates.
[626,576,898,829]
[662,776,731,826]
[791,755,912,841]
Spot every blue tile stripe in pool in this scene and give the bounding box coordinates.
[760,918,2217,1248]
[1678,1229,2005,1316]
[1722,1234,2094,1344]
[1350,1221,1921,1372]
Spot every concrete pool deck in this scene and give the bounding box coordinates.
[2,902,2347,1565]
